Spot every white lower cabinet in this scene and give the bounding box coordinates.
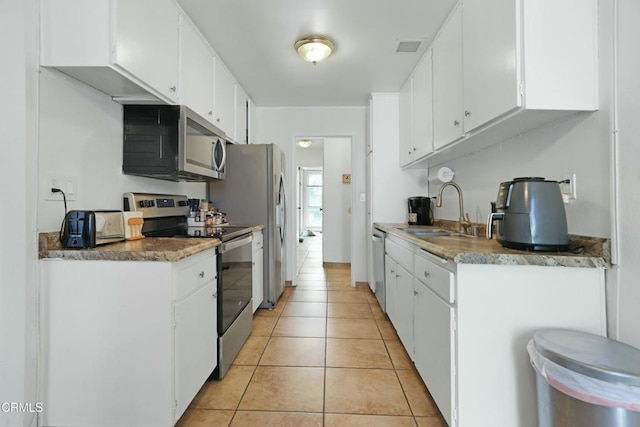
[174,280,217,418]
[382,234,607,427]
[252,230,264,312]
[394,264,414,354]
[40,248,218,427]
[413,251,456,426]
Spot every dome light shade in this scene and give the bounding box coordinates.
[295,37,335,64]
[297,139,313,148]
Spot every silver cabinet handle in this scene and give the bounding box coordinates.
[199,271,205,278]
[414,290,418,296]
[453,120,460,126]
[465,110,471,117]
[170,86,176,92]
[424,271,430,278]
[208,111,213,115]
[212,293,218,298]
[413,147,417,151]
[216,118,221,122]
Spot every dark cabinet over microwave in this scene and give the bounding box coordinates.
[123,105,227,182]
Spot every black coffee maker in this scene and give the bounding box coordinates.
[407,197,434,225]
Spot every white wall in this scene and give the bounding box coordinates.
[37,69,207,232]
[427,110,611,234]
[1,1,39,426]
[323,138,352,263]
[612,0,640,348]
[369,94,429,224]
[296,143,323,168]
[254,107,368,283]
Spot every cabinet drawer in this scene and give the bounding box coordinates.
[414,253,454,303]
[174,249,217,301]
[386,238,413,272]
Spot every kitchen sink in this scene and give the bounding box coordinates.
[398,228,460,237]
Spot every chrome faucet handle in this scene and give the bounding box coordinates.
[460,213,472,233]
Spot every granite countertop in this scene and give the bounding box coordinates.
[375,221,610,268]
[39,224,264,262]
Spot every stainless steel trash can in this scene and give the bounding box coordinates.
[528,329,640,427]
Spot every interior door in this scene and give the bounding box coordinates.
[303,169,323,232]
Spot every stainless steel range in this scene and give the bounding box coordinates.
[123,192,254,378]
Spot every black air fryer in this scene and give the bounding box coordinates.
[407,197,434,225]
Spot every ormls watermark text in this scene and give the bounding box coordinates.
[1,402,43,413]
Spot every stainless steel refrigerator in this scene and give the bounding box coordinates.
[208,143,286,308]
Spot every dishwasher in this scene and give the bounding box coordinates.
[371,229,386,312]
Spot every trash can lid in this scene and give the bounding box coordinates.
[533,329,640,387]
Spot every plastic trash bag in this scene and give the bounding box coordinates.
[528,339,640,412]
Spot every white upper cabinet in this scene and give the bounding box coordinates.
[41,0,180,103]
[432,4,464,150]
[114,0,179,101]
[411,50,434,159]
[399,77,414,167]
[415,0,598,166]
[213,58,236,136]
[234,84,249,144]
[400,49,435,167]
[462,0,519,132]
[179,15,214,122]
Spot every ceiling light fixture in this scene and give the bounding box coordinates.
[297,139,313,148]
[294,36,335,64]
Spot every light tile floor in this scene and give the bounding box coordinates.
[177,234,447,427]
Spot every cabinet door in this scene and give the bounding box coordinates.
[179,16,214,122]
[463,0,520,131]
[114,0,179,102]
[174,281,217,420]
[395,263,414,357]
[214,58,236,135]
[414,280,455,426]
[412,50,434,159]
[252,232,264,312]
[235,85,249,144]
[384,255,398,325]
[399,77,414,167]
[433,4,464,150]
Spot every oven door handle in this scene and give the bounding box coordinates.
[220,234,253,253]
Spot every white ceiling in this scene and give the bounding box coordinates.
[176,0,457,107]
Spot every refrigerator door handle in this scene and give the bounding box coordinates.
[277,173,286,243]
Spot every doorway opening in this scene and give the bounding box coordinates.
[294,136,352,279]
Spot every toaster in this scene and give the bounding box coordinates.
[61,210,125,248]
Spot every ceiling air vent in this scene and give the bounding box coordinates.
[395,40,423,53]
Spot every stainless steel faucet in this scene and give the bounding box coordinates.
[436,182,472,234]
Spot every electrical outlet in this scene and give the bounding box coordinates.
[560,173,577,203]
[46,176,77,201]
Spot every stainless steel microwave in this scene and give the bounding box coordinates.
[123,105,226,181]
